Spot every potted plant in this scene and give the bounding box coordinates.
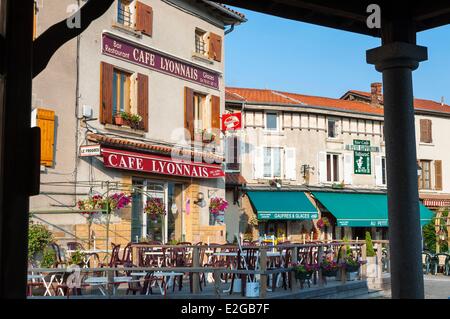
[341,255,365,280]
[144,198,166,222]
[28,221,54,267]
[269,178,282,187]
[114,112,124,126]
[209,197,228,225]
[129,113,143,129]
[293,263,318,282]
[316,217,330,230]
[320,259,340,277]
[202,130,216,143]
[365,231,378,278]
[69,249,86,267]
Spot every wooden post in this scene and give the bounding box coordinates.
[341,244,347,284]
[132,245,140,267]
[259,247,267,298]
[107,269,114,296]
[192,246,200,294]
[213,269,221,298]
[291,247,298,291]
[361,243,367,280]
[376,243,383,280]
[386,244,391,273]
[318,246,324,287]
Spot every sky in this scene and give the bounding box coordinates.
[225,8,450,103]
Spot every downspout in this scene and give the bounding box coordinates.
[73,0,81,206]
[225,23,235,35]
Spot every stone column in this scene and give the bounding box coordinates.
[367,42,427,299]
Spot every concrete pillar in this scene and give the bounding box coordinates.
[367,42,428,299]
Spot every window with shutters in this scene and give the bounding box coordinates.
[326,153,340,182]
[101,62,148,132]
[418,160,431,189]
[420,119,433,143]
[116,1,153,36]
[327,118,338,138]
[194,29,222,62]
[263,147,282,179]
[265,112,279,131]
[193,93,208,138]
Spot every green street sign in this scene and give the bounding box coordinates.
[353,140,371,174]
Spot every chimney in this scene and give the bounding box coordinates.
[441,96,445,106]
[370,82,383,105]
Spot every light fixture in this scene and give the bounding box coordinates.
[194,192,206,207]
[171,203,178,216]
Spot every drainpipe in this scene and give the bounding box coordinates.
[225,23,235,35]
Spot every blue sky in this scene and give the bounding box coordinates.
[225,8,450,102]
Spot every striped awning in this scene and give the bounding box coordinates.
[422,198,450,208]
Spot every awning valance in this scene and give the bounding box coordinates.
[247,191,318,220]
[312,192,434,227]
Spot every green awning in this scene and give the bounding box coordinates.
[312,191,434,227]
[247,191,318,220]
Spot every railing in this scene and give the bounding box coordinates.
[28,241,390,298]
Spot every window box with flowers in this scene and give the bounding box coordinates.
[209,197,228,225]
[144,198,166,223]
[114,111,143,130]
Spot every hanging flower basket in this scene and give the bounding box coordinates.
[77,193,131,222]
[209,197,228,215]
[293,263,318,280]
[316,217,330,230]
[320,260,340,277]
[144,198,166,221]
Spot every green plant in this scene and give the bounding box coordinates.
[28,222,54,262]
[423,211,448,253]
[69,250,85,265]
[365,231,376,257]
[41,247,57,268]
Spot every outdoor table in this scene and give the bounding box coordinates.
[151,272,185,296]
[84,276,133,295]
[28,269,68,296]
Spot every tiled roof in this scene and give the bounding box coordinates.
[226,87,450,116]
[201,1,246,21]
[225,87,384,115]
[226,173,247,185]
[87,133,224,163]
[345,90,450,114]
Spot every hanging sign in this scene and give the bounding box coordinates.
[80,144,101,157]
[353,140,371,175]
[102,148,225,179]
[222,113,242,131]
[102,33,220,90]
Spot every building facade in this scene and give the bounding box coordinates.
[31,0,245,247]
[224,83,443,242]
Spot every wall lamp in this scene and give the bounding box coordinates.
[194,192,206,207]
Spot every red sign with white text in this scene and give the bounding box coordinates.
[221,113,242,131]
[102,148,224,179]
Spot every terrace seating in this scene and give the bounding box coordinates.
[430,253,450,275]
[67,242,84,251]
[422,251,433,274]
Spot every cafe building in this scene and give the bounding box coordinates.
[30,0,246,246]
[223,83,443,242]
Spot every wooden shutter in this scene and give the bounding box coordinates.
[211,95,221,130]
[435,160,443,190]
[136,1,153,36]
[36,108,55,167]
[137,73,149,132]
[184,87,195,141]
[375,155,383,186]
[343,153,353,185]
[208,32,222,62]
[100,62,114,125]
[420,119,432,143]
[318,152,327,183]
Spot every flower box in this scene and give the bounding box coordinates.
[114,115,124,126]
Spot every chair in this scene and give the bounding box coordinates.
[422,252,433,274]
[49,242,67,268]
[67,242,85,251]
[230,247,258,296]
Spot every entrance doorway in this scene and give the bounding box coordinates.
[131,179,184,243]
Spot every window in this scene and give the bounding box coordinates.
[265,112,278,131]
[420,119,432,143]
[225,136,240,171]
[418,160,431,190]
[381,157,387,185]
[194,93,208,133]
[195,29,207,55]
[112,69,132,115]
[328,119,337,138]
[263,147,282,178]
[117,0,134,28]
[326,154,340,182]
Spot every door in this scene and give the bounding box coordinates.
[167,183,184,242]
[144,182,166,243]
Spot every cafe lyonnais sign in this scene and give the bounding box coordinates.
[102,148,225,179]
[102,33,220,90]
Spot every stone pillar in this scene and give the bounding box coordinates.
[367,42,428,299]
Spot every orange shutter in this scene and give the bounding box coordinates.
[136,1,153,36]
[137,73,149,132]
[36,108,55,167]
[211,95,221,130]
[208,32,222,62]
[184,87,195,141]
[435,160,443,190]
[100,62,114,124]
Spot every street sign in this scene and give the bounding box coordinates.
[353,140,371,174]
[222,113,242,131]
[80,144,101,157]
